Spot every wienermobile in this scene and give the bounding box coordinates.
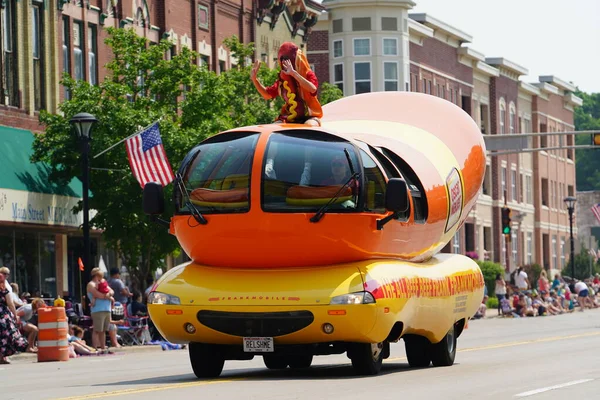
[143,91,486,378]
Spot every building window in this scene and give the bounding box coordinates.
[499,100,506,134]
[560,238,565,268]
[509,102,516,133]
[333,19,343,33]
[381,17,397,31]
[198,4,209,30]
[453,231,460,254]
[32,2,46,110]
[552,235,557,270]
[512,231,518,265]
[353,38,370,56]
[2,0,19,106]
[73,21,84,81]
[568,184,574,197]
[541,178,549,206]
[383,62,398,91]
[199,54,210,68]
[333,63,343,94]
[526,175,532,204]
[527,232,532,265]
[62,17,71,100]
[352,17,371,31]
[333,40,343,58]
[354,62,371,94]
[219,60,226,74]
[88,24,97,85]
[511,170,517,201]
[383,38,397,56]
[501,167,506,199]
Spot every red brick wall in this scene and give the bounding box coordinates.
[307,30,329,87]
[409,39,473,87]
[0,107,44,132]
[308,30,328,52]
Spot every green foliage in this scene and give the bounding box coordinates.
[319,82,344,105]
[475,260,505,296]
[521,264,542,288]
[31,28,283,287]
[561,243,600,280]
[574,89,600,191]
[486,296,498,310]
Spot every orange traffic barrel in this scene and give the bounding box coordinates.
[37,306,69,362]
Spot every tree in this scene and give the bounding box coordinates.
[561,244,600,280]
[574,89,600,191]
[31,28,278,289]
[319,82,344,105]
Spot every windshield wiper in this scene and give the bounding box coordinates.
[175,172,208,225]
[310,148,360,223]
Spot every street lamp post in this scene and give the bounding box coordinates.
[70,113,98,301]
[564,196,577,281]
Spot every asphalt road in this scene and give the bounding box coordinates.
[4,309,600,400]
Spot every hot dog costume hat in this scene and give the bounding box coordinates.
[278,42,323,119]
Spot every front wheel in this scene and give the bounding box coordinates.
[189,343,225,379]
[430,325,457,367]
[349,342,384,375]
[288,354,313,369]
[263,355,289,370]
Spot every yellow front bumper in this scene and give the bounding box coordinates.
[149,303,388,345]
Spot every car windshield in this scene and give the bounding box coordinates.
[177,132,259,214]
[262,131,361,213]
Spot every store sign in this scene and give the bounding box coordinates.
[0,188,95,227]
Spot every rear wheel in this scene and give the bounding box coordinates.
[430,325,457,367]
[349,342,384,375]
[404,335,431,368]
[288,354,313,369]
[189,343,225,378]
[263,355,289,370]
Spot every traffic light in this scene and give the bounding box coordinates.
[501,207,511,235]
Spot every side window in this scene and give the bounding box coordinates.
[359,150,386,213]
[379,147,428,223]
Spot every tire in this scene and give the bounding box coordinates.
[189,342,225,379]
[430,325,457,367]
[349,342,384,375]
[404,335,431,368]
[263,355,289,370]
[288,355,313,369]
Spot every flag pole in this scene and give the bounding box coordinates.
[92,118,162,159]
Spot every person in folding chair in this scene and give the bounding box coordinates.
[117,293,150,346]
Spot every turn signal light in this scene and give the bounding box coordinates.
[166,309,183,315]
[327,310,346,316]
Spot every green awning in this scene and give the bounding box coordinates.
[0,125,82,197]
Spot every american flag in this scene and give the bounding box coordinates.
[125,122,174,188]
[591,202,600,225]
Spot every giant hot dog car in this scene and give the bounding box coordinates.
[143,92,486,378]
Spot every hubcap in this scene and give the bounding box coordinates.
[371,342,383,361]
[447,327,455,354]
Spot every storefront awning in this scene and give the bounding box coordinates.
[1,125,82,196]
[0,125,89,227]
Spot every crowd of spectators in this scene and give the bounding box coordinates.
[474,267,600,318]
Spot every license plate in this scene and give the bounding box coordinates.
[243,337,274,353]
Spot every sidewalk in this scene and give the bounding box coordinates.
[9,344,163,364]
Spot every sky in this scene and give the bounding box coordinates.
[317,0,600,93]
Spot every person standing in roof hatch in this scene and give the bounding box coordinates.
[251,42,323,126]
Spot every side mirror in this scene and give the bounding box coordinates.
[377,178,409,230]
[385,178,409,213]
[143,182,165,215]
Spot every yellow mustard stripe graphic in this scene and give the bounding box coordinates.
[282,80,298,121]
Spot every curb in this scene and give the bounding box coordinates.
[9,344,164,364]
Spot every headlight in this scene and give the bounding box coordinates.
[330,291,376,305]
[148,292,181,305]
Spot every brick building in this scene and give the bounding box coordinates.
[306,3,583,273]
